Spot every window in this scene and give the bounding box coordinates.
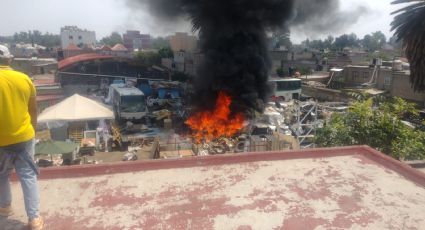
[78,35,82,40]
[276,81,301,91]
[69,35,73,39]
[352,71,358,80]
[384,76,391,85]
[363,72,369,81]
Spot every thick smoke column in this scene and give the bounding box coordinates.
[129,0,297,115]
[127,0,367,115]
[184,0,296,114]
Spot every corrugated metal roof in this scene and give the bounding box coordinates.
[110,84,145,96]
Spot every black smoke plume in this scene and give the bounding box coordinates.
[183,0,295,114]
[127,0,367,115]
[291,0,370,35]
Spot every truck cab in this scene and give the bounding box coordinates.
[269,78,302,102]
[109,84,148,121]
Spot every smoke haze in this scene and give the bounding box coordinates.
[127,0,370,37]
[126,0,370,115]
[291,0,370,37]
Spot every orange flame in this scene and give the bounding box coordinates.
[186,91,245,143]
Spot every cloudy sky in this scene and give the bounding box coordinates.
[0,0,401,43]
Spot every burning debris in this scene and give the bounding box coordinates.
[34,0,368,161]
[125,0,369,143]
[185,91,245,143]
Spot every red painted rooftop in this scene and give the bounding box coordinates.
[99,45,112,51]
[2,146,425,230]
[58,53,114,70]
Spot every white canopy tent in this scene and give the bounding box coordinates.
[38,94,114,122]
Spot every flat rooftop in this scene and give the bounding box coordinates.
[2,146,425,230]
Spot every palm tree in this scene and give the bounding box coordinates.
[391,0,425,92]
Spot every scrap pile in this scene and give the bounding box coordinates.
[306,81,327,88]
[196,137,238,156]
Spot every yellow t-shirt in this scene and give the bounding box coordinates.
[0,65,36,147]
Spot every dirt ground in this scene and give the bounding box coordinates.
[36,145,154,167]
[84,145,154,163]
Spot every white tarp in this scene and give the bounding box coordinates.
[38,94,114,122]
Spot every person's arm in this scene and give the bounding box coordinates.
[28,79,38,131]
[29,95,37,131]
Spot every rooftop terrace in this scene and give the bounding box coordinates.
[2,146,425,230]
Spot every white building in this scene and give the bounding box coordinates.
[60,26,96,49]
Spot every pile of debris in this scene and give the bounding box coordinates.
[305,81,327,88]
[196,137,238,156]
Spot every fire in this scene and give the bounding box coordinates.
[186,91,245,143]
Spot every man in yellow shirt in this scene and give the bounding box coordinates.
[0,44,43,230]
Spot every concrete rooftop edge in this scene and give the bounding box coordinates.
[13,146,425,186]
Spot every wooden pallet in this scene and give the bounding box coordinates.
[69,128,84,143]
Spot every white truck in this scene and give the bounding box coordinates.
[108,84,148,122]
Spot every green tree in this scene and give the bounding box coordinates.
[100,32,123,47]
[158,47,174,59]
[324,36,334,49]
[134,51,161,66]
[334,33,360,50]
[151,37,171,50]
[295,66,313,75]
[388,35,402,50]
[10,30,60,47]
[273,30,292,49]
[308,39,325,50]
[392,0,425,92]
[301,39,310,48]
[276,67,286,77]
[14,32,30,43]
[315,97,425,160]
[362,31,386,52]
[315,114,354,147]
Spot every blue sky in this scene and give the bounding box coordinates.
[0,0,401,43]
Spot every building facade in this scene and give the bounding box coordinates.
[123,31,151,51]
[111,44,132,58]
[335,64,425,105]
[12,58,58,76]
[60,26,96,49]
[169,33,198,52]
[269,50,290,76]
[63,43,86,59]
[33,76,64,114]
[57,55,169,96]
[391,73,425,104]
[161,51,204,77]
